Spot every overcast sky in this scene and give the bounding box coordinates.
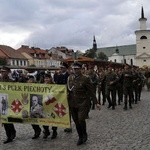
[0,0,150,52]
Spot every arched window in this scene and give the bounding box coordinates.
[140,36,147,39]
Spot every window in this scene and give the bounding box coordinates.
[140,36,147,39]
[143,60,146,62]
[21,61,23,66]
[24,61,26,66]
[16,60,19,66]
[124,59,126,64]
[130,59,133,65]
[12,60,15,65]
[114,59,116,62]
[143,47,146,49]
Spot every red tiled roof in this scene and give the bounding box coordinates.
[18,46,46,54]
[0,45,27,59]
[0,49,8,58]
[17,45,47,58]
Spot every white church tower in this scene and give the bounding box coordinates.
[135,6,150,67]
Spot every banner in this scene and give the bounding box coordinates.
[0,82,70,128]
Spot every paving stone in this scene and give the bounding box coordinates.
[1,89,150,150]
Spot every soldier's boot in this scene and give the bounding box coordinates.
[11,130,16,140]
[102,101,105,105]
[123,105,127,110]
[51,127,58,139]
[43,126,50,139]
[107,103,112,108]
[112,106,115,110]
[32,128,41,139]
[131,98,135,104]
[80,121,88,143]
[123,97,128,110]
[118,99,121,105]
[76,124,83,146]
[64,128,72,133]
[3,124,15,143]
[129,100,132,109]
[3,138,13,144]
[129,103,132,109]
[51,131,57,139]
[102,99,106,105]
[134,94,138,104]
[107,98,112,108]
[123,102,127,110]
[112,100,116,110]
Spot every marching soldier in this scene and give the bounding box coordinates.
[105,66,118,110]
[88,68,99,109]
[122,65,133,110]
[97,69,106,105]
[67,61,101,146]
[115,69,124,105]
[138,68,145,101]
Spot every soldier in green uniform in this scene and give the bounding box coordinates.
[122,65,133,110]
[67,62,101,146]
[115,69,123,105]
[105,67,118,110]
[132,68,144,103]
[97,69,106,105]
[87,68,99,109]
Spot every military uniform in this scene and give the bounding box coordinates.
[144,69,150,90]
[88,70,99,109]
[97,71,106,105]
[116,71,123,105]
[138,71,145,101]
[68,62,99,146]
[105,68,118,109]
[122,66,133,110]
[133,69,145,103]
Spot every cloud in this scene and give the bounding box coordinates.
[0,0,150,52]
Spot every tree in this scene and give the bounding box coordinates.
[97,52,108,61]
[0,58,7,66]
[83,49,95,58]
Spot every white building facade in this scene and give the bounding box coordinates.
[135,7,150,67]
[97,7,150,68]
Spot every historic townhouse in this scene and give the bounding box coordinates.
[17,45,61,68]
[0,45,28,67]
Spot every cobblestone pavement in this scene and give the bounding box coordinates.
[1,89,150,150]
